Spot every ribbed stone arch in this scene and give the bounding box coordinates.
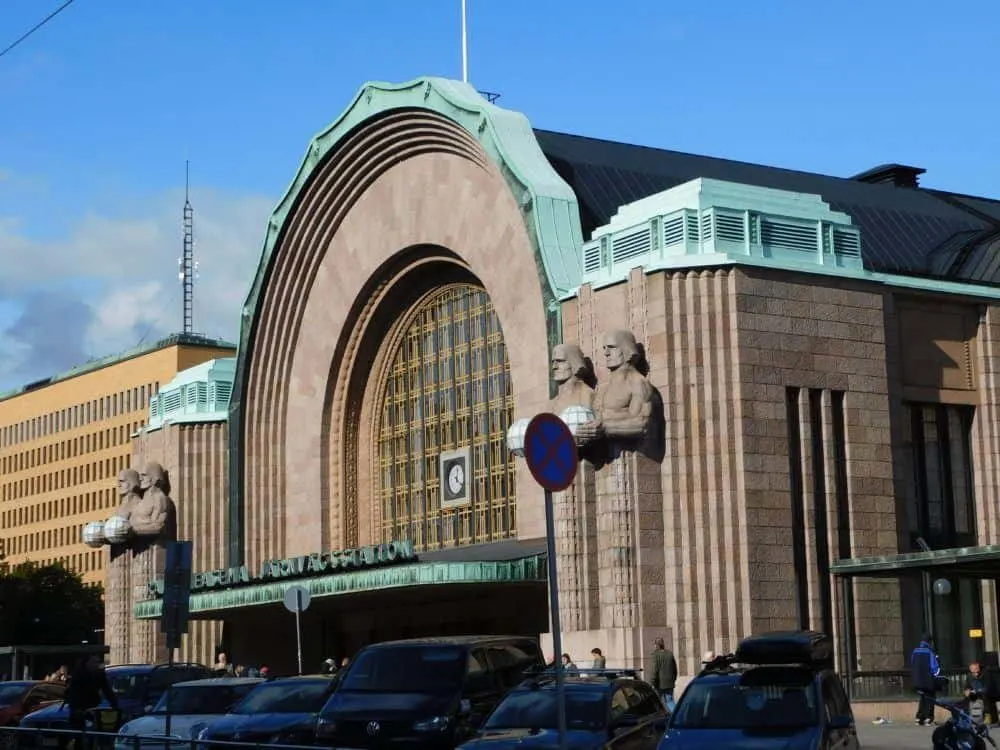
[232,83,580,566]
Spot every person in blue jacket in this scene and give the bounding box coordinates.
[911,634,942,726]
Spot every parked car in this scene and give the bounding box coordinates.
[658,630,860,750]
[457,669,669,750]
[115,677,263,750]
[196,676,333,747]
[18,663,211,749]
[315,636,544,750]
[0,683,66,728]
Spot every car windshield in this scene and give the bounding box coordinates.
[232,681,329,715]
[107,672,150,700]
[0,684,30,707]
[340,646,467,693]
[484,689,608,731]
[153,684,257,715]
[671,676,819,730]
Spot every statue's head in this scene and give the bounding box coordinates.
[118,469,141,496]
[551,343,589,384]
[140,462,169,493]
[602,330,640,370]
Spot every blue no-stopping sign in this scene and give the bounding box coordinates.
[524,413,579,492]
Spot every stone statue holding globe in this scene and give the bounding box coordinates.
[83,462,178,665]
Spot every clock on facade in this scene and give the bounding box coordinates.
[440,449,471,508]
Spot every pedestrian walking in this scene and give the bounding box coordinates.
[650,637,678,711]
[910,634,942,726]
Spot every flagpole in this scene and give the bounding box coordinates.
[461,0,469,83]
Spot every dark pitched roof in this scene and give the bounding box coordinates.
[534,130,1000,286]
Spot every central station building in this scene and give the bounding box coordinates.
[111,76,1000,684]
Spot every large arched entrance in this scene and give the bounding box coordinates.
[209,79,586,667]
[367,281,517,551]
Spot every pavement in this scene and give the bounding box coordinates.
[858,720,996,748]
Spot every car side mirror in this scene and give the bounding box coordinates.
[828,715,853,730]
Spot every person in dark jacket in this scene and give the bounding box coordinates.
[62,656,119,750]
[911,635,942,726]
[650,637,678,711]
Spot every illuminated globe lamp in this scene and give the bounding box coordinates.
[933,578,952,596]
[103,515,131,545]
[506,418,531,457]
[559,405,597,439]
[82,521,106,549]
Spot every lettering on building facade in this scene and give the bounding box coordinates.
[147,539,417,597]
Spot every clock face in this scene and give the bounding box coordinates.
[447,463,465,496]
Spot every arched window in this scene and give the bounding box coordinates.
[376,283,515,551]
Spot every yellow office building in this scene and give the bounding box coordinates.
[0,334,235,586]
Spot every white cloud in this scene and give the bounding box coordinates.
[0,185,276,390]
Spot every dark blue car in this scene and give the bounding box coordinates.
[457,670,669,750]
[196,675,333,747]
[658,631,859,750]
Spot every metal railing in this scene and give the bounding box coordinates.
[844,669,968,701]
[0,727,320,750]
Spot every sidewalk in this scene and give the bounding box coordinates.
[858,720,994,749]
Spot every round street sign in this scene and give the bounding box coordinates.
[283,585,312,614]
[523,413,579,492]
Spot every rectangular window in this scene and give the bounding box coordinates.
[902,403,976,549]
[808,389,834,638]
[785,386,810,629]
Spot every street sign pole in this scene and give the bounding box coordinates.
[283,586,312,676]
[521,413,578,750]
[543,487,567,750]
[295,590,304,675]
[161,541,193,747]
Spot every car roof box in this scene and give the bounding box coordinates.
[735,631,833,668]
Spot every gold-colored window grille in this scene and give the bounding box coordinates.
[377,284,516,551]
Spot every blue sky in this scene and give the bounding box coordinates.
[0,0,997,390]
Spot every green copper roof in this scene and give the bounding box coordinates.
[147,357,235,430]
[239,76,583,326]
[0,333,236,404]
[581,178,862,289]
[574,178,1000,301]
[133,554,547,619]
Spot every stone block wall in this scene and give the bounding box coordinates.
[123,421,229,667]
[559,265,905,677]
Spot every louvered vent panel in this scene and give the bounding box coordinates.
[832,229,862,258]
[761,220,816,253]
[700,213,714,241]
[685,214,700,242]
[612,228,651,263]
[663,215,685,247]
[583,243,602,273]
[162,390,183,413]
[213,382,233,406]
[715,213,746,243]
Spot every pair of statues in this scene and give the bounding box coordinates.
[83,462,176,551]
[551,329,656,455]
[113,462,176,542]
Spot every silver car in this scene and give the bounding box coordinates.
[115,677,263,750]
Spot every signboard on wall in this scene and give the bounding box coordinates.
[147,539,417,597]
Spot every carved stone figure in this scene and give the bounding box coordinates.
[114,469,143,521]
[576,330,654,446]
[549,344,599,632]
[551,343,596,413]
[107,469,143,665]
[131,462,177,540]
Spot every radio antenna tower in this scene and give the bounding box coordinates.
[178,160,198,334]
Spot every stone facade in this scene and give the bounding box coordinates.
[549,265,1000,679]
[122,421,228,667]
